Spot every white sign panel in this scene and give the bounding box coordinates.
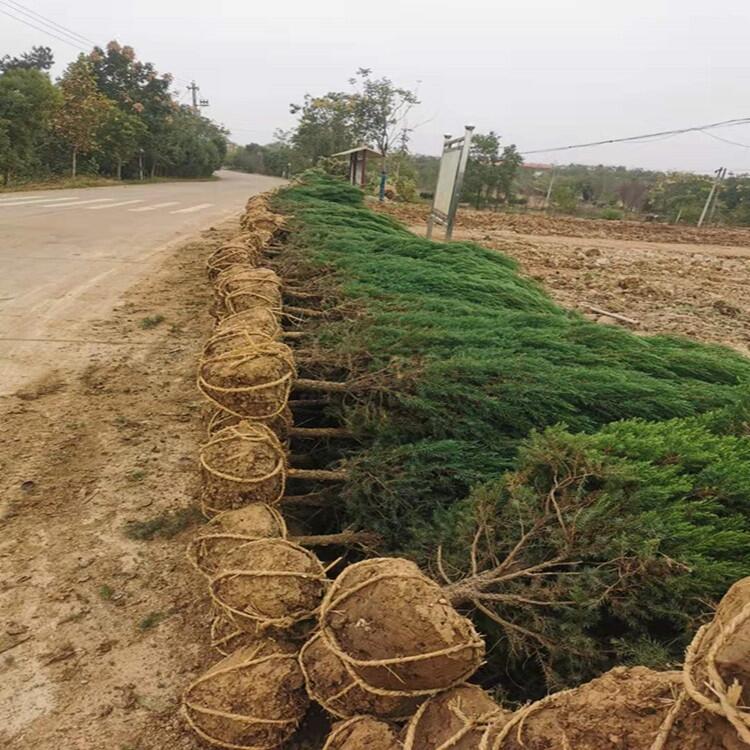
[433,147,461,219]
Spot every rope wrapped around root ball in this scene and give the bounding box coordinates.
[203,330,276,360]
[206,406,293,442]
[188,503,288,577]
[197,342,296,421]
[299,631,425,721]
[199,421,286,517]
[403,684,508,750]
[209,537,328,633]
[319,558,485,698]
[182,635,308,749]
[322,716,401,750]
[210,610,262,656]
[207,245,259,282]
[213,267,283,317]
[215,307,282,339]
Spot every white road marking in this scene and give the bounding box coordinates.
[128,201,180,212]
[85,200,144,210]
[170,203,213,214]
[45,198,120,208]
[0,196,82,207]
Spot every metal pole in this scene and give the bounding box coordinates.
[698,167,723,227]
[445,125,475,240]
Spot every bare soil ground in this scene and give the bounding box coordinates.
[0,226,232,749]
[378,203,750,354]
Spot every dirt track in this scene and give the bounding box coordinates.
[0,227,224,749]
[378,203,750,354]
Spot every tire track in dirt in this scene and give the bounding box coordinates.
[0,226,239,749]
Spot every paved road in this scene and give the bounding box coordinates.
[0,170,284,394]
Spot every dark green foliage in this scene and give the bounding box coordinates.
[438,406,750,695]
[275,173,750,555]
[274,173,750,696]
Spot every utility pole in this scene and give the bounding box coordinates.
[698,166,725,227]
[544,170,556,211]
[188,81,200,113]
[708,167,727,225]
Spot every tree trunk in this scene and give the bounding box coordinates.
[71,147,77,178]
[116,157,122,181]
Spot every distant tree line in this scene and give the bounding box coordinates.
[0,43,227,185]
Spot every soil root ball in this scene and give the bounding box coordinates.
[480,667,683,750]
[183,635,308,749]
[320,558,485,695]
[300,631,424,721]
[323,716,402,750]
[210,538,328,632]
[203,329,275,359]
[198,342,296,420]
[215,307,283,339]
[403,684,507,750]
[199,421,286,517]
[214,267,283,316]
[188,503,288,577]
[207,245,253,281]
[207,406,292,442]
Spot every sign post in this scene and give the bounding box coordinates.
[426,125,474,240]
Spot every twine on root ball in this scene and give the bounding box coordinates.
[209,538,329,632]
[187,503,288,577]
[206,406,293,442]
[322,716,401,750]
[203,330,275,360]
[215,307,283,340]
[182,636,308,750]
[299,631,425,721]
[319,558,485,696]
[402,684,508,750]
[199,421,286,517]
[197,342,296,421]
[210,611,260,657]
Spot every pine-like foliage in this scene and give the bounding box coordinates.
[273,173,750,695]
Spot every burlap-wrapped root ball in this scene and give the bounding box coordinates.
[215,307,282,339]
[188,503,288,577]
[323,716,401,750]
[206,406,293,442]
[183,635,308,749]
[210,538,328,632]
[198,342,295,420]
[403,685,508,750]
[215,267,283,316]
[319,558,485,696]
[300,631,424,721]
[199,421,286,517]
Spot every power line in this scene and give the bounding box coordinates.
[700,129,750,149]
[1,0,97,47]
[1,0,195,90]
[0,7,88,52]
[520,117,750,155]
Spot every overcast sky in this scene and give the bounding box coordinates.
[3,0,750,173]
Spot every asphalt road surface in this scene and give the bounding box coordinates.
[0,170,285,394]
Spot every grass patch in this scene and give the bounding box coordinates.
[139,314,165,330]
[138,611,169,630]
[124,507,201,541]
[98,584,115,600]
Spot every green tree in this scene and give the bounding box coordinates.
[464,131,501,209]
[289,92,357,166]
[0,67,59,184]
[157,107,227,178]
[54,57,111,177]
[97,106,147,179]
[0,46,54,72]
[495,144,523,205]
[348,68,419,159]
